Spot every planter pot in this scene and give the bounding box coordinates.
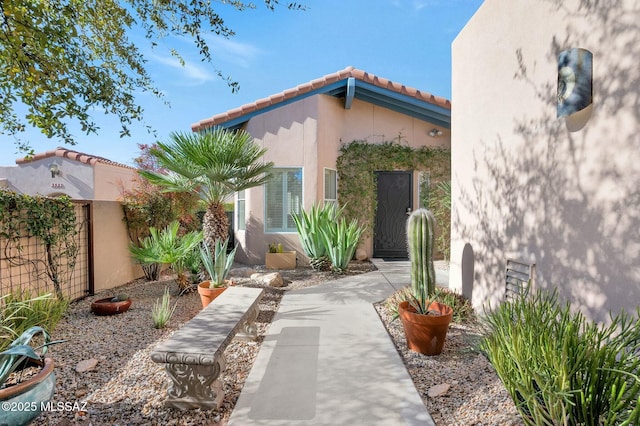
[91,297,132,316]
[197,281,228,308]
[265,251,297,270]
[398,301,453,356]
[0,358,56,426]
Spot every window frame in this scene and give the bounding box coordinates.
[264,167,303,233]
[236,190,246,231]
[323,167,338,205]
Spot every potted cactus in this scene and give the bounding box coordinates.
[398,208,453,355]
[197,239,236,308]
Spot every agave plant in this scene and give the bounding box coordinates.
[0,326,64,387]
[320,216,366,273]
[292,203,341,271]
[199,239,236,288]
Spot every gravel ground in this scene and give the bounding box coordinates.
[31,261,522,426]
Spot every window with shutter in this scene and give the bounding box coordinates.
[265,168,302,232]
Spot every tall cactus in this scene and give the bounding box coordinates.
[407,208,436,313]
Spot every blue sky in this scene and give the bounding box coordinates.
[1,0,483,166]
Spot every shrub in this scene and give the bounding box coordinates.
[128,221,203,291]
[481,290,640,425]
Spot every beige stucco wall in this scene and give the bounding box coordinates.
[92,201,143,292]
[451,0,640,321]
[235,93,450,264]
[93,163,137,201]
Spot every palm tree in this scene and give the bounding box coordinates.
[139,128,273,249]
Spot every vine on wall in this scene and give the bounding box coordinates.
[0,190,78,299]
[336,139,451,258]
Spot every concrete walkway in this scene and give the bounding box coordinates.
[228,259,448,426]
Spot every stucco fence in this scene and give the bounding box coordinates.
[0,200,142,301]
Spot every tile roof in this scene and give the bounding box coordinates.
[191,66,451,132]
[15,147,135,169]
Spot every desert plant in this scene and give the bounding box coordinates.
[320,216,365,273]
[128,221,203,291]
[151,287,177,329]
[387,287,474,323]
[199,239,236,288]
[406,208,437,314]
[268,243,284,253]
[139,129,273,250]
[292,203,341,271]
[0,292,68,352]
[481,290,640,425]
[110,294,129,302]
[0,326,64,388]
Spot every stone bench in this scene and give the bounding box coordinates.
[150,286,264,410]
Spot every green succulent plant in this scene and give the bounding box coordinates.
[0,326,65,388]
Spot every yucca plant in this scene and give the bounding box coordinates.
[128,221,203,291]
[482,290,640,425]
[320,216,365,273]
[199,239,236,288]
[151,287,177,329]
[292,203,341,271]
[0,326,64,387]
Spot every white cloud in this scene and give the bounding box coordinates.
[150,53,217,86]
[390,0,442,11]
[203,35,263,68]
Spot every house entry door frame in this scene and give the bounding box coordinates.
[373,171,412,258]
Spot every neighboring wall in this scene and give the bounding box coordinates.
[235,93,450,264]
[92,201,142,292]
[450,0,640,321]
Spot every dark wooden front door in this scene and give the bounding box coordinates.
[374,171,412,258]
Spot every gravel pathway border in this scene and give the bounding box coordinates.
[31,262,522,425]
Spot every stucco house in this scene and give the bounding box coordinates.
[192,66,451,265]
[0,146,137,200]
[450,0,639,322]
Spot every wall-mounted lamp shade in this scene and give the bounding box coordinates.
[49,164,61,178]
[557,48,593,118]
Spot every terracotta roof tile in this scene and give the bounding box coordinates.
[191,66,451,131]
[15,147,135,170]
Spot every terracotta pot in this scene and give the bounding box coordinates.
[398,300,453,356]
[197,281,228,308]
[90,297,132,316]
[0,358,56,426]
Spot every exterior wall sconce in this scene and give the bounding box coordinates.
[557,48,592,118]
[49,164,61,178]
[429,128,443,137]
